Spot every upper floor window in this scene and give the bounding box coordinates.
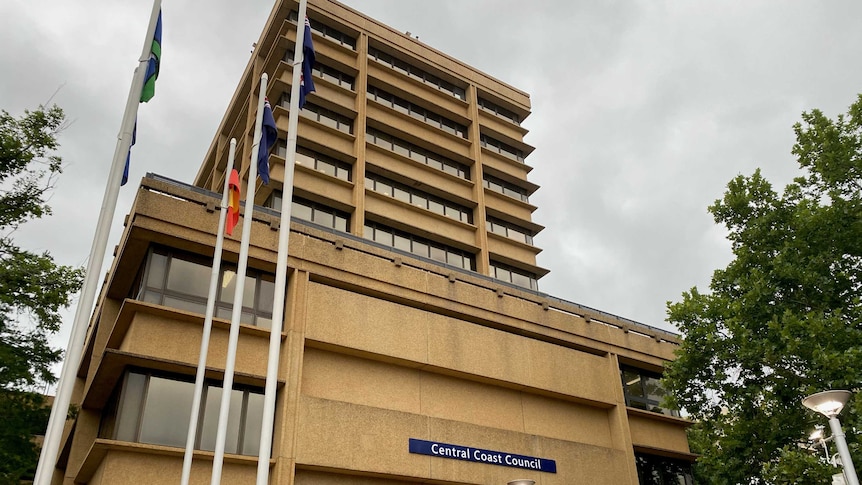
[288,11,356,50]
[480,133,524,162]
[366,128,469,180]
[486,217,534,245]
[279,94,353,134]
[100,370,265,457]
[135,247,275,329]
[266,191,349,233]
[490,261,538,291]
[364,221,475,271]
[635,453,694,485]
[367,86,467,138]
[620,366,679,417]
[275,144,352,182]
[483,175,530,203]
[478,97,521,125]
[283,49,355,90]
[367,46,466,100]
[365,173,473,223]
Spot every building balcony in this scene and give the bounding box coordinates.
[366,60,470,120]
[365,103,472,162]
[364,190,477,250]
[365,144,475,204]
[477,109,529,145]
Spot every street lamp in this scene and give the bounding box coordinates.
[507,481,535,485]
[802,390,859,485]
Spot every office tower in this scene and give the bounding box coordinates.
[55,1,693,483]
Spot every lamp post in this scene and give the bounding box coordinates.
[802,390,859,485]
[507,481,535,485]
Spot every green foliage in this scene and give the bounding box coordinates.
[664,94,862,484]
[0,105,84,482]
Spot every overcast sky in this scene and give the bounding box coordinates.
[2,0,861,345]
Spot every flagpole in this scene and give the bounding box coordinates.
[180,138,237,485]
[33,1,161,483]
[210,74,268,485]
[256,1,309,482]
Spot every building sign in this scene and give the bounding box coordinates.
[408,438,557,473]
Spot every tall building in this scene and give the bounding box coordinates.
[54,1,694,484]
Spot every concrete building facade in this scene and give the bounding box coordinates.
[53,1,694,483]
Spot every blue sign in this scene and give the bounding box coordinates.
[409,438,557,473]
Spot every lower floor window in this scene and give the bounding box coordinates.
[635,453,694,485]
[490,261,538,291]
[100,370,266,456]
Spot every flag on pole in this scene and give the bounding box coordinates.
[257,98,278,184]
[299,16,316,109]
[141,10,162,103]
[121,120,137,186]
[123,9,162,186]
[226,168,241,235]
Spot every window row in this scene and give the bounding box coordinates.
[288,11,356,50]
[480,133,525,162]
[365,173,473,223]
[478,97,521,126]
[135,247,275,329]
[368,46,466,101]
[366,128,469,180]
[620,366,680,417]
[364,222,475,271]
[366,86,467,138]
[100,370,265,457]
[635,453,694,485]
[278,94,354,134]
[283,49,356,90]
[490,261,538,291]
[483,175,530,203]
[486,217,534,245]
[275,143,353,182]
[266,191,350,233]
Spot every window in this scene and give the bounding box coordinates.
[620,366,679,417]
[288,11,356,50]
[366,173,472,223]
[480,133,525,162]
[486,217,534,245]
[100,370,265,456]
[483,175,530,203]
[278,94,353,134]
[136,248,275,329]
[490,261,538,291]
[478,97,521,125]
[282,49,355,90]
[363,221,475,271]
[365,128,469,180]
[367,46,466,100]
[266,191,349,232]
[635,453,694,485]
[366,86,467,138]
[275,144,352,182]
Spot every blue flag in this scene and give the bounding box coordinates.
[122,120,137,186]
[141,10,162,103]
[299,16,316,109]
[257,98,278,184]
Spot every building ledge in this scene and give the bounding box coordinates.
[76,439,270,484]
[632,444,699,462]
[626,406,691,426]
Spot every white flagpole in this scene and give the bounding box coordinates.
[181,138,237,485]
[256,1,308,482]
[210,74,269,485]
[33,1,161,483]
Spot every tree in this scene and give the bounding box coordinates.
[664,94,862,484]
[0,105,84,483]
